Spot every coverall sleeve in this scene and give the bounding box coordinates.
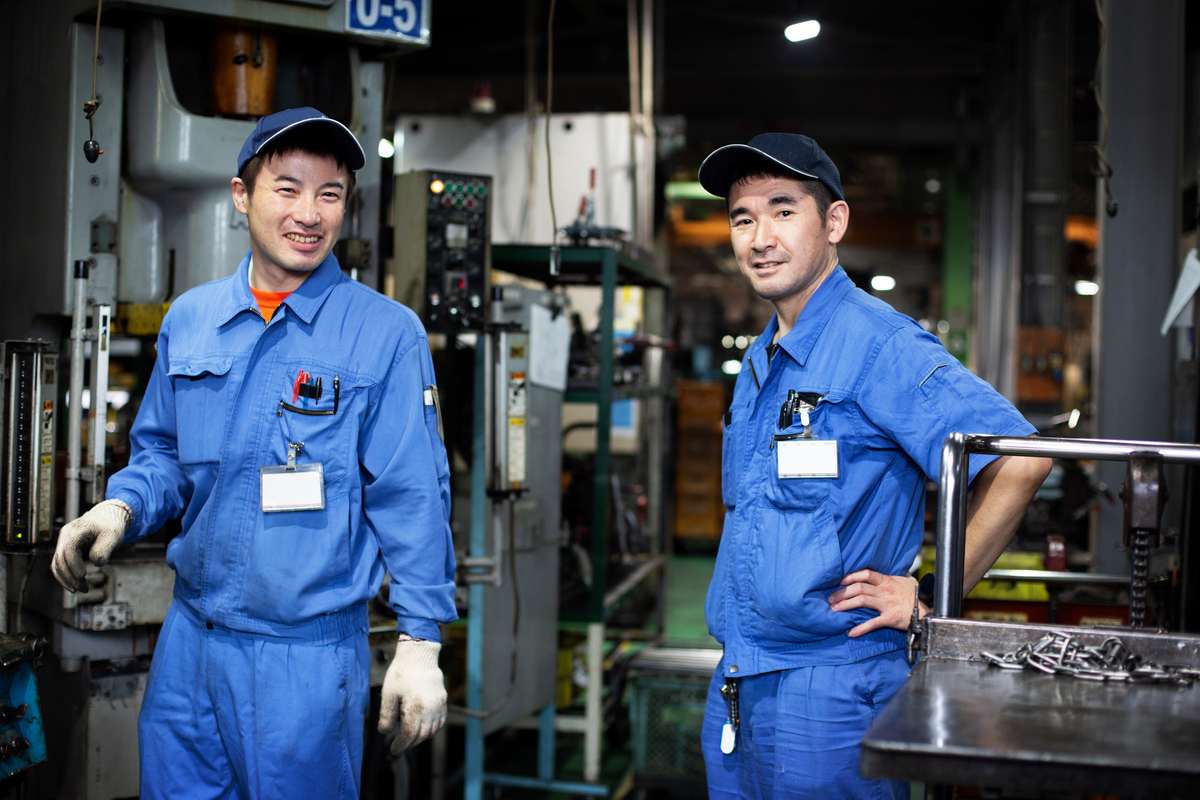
[359,335,457,641]
[105,325,191,541]
[857,325,1035,485]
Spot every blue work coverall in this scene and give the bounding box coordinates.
[107,253,456,799]
[702,266,1034,798]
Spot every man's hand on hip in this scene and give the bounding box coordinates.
[378,636,447,755]
[51,499,131,593]
[828,569,926,637]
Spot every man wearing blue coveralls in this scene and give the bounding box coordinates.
[49,107,456,798]
[695,133,1052,798]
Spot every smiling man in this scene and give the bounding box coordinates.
[50,108,456,798]
[696,133,1051,798]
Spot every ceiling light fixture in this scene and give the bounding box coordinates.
[871,275,896,292]
[784,19,821,43]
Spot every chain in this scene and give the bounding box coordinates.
[981,632,1200,687]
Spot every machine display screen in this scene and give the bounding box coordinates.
[445,222,468,250]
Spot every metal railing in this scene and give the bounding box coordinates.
[933,433,1200,618]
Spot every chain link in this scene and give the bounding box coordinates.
[981,632,1200,687]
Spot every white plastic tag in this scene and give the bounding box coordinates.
[777,439,838,479]
[720,722,736,754]
[260,463,325,512]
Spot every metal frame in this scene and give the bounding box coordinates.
[934,433,1200,617]
[489,244,669,786]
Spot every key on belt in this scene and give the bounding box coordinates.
[719,678,739,754]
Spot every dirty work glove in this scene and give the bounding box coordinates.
[378,636,447,755]
[51,499,131,593]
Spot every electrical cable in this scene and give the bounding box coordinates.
[545,0,559,242]
[1093,0,1117,217]
[82,0,105,163]
[13,554,36,635]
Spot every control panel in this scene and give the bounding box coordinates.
[2,341,57,547]
[391,170,491,331]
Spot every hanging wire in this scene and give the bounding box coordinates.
[545,0,560,264]
[1093,0,1117,217]
[82,0,105,162]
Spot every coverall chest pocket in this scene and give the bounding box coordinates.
[721,410,738,508]
[272,362,366,484]
[765,396,845,511]
[168,357,234,464]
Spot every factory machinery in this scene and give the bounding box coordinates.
[0,2,421,797]
[863,434,1200,796]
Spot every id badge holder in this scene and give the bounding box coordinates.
[261,442,326,512]
[775,404,838,479]
[776,438,838,479]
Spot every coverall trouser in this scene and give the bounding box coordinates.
[701,650,910,799]
[139,601,370,800]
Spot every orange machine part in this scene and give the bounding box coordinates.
[212,29,278,119]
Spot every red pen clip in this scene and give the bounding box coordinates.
[292,370,309,403]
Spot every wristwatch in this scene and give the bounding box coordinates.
[917,573,936,609]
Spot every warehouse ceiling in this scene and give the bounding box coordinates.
[385,0,1112,156]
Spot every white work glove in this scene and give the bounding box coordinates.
[50,499,131,593]
[378,636,447,755]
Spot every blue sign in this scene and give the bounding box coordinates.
[345,0,429,42]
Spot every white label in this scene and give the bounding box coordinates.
[720,722,736,754]
[261,464,326,512]
[776,439,839,479]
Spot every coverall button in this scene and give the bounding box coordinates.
[729,664,738,673]
[205,620,214,630]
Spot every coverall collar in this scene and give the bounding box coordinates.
[217,252,343,328]
[751,264,853,373]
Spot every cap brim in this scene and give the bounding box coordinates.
[253,116,366,172]
[697,144,820,199]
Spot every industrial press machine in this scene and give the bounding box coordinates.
[0,2,424,797]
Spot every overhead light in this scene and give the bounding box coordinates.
[870,275,896,292]
[1075,280,1099,296]
[721,335,735,349]
[925,178,942,194]
[784,19,821,42]
[1068,408,1081,429]
[734,335,749,350]
[721,359,742,375]
[378,137,396,159]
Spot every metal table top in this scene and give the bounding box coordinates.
[861,619,1200,794]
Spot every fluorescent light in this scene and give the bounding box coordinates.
[721,359,742,375]
[870,275,896,292]
[378,137,395,159]
[784,19,821,42]
[1075,280,1099,296]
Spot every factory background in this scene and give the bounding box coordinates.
[0,0,1198,798]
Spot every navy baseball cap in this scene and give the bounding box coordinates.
[697,132,845,201]
[236,106,366,176]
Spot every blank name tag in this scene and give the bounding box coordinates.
[777,439,838,479]
[260,464,326,512]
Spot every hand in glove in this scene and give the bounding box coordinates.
[51,499,131,592]
[377,636,447,754]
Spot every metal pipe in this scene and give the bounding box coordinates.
[983,568,1130,586]
[88,304,111,505]
[935,433,1200,621]
[934,433,967,617]
[965,434,1200,463]
[65,260,89,521]
[584,622,603,782]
